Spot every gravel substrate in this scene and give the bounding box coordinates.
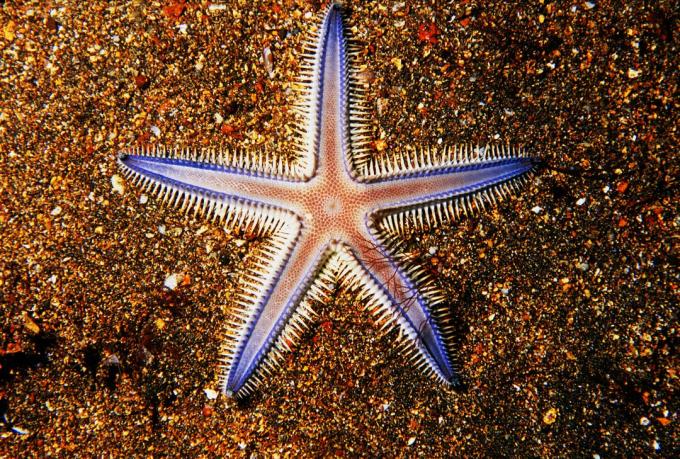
[1,1,677,456]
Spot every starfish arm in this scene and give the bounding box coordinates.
[345,229,458,384]
[117,146,318,212]
[362,144,537,216]
[221,230,335,397]
[290,3,349,178]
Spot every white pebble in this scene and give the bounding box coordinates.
[263,46,274,78]
[150,125,161,137]
[164,273,181,291]
[204,388,218,400]
[627,68,641,79]
[407,437,416,446]
[531,206,543,214]
[576,197,586,206]
[51,206,62,216]
[139,194,148,204]
[111,174,125,194]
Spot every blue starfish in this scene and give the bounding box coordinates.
[118,3,537,397]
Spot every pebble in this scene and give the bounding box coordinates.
[263,46,274,78]
[531,206,543,214]
[51,206,62,216]
[164,273,181,291]
[543,408,558,425]
[207,3,227,12]
[134,75,149,90]
[111,174,125,194]
[23,313,41,334]
[204,388,218,400]
[3,20,16,41]
[104,354,120,367]
[576,197,586,206]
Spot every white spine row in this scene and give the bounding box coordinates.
[289,6,334,180]
[121,144,306,180]
[346,40,375,176]
[362,144,527,180]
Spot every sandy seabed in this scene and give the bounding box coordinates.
[1,1,677,456]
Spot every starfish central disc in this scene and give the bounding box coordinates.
[323,195,343,217]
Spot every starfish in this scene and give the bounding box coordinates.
[117,3,537,397]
